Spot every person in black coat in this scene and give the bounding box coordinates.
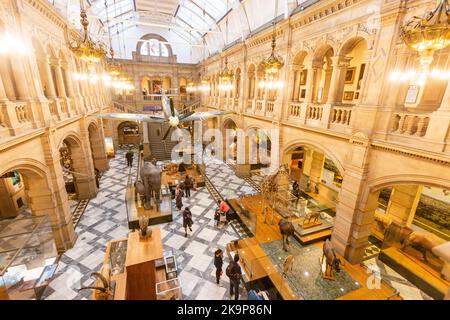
[125,149,134,167]
[184,175,193,198]
[182,207,193,237]
[214,249,223,284]
[228,254,242,300]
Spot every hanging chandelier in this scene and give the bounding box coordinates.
[259,0,284,89]
[219,57,234,91]
[198,78,211,93]
[187,81,198,93]
[390,0,450,85]
[69,9,107,71]
[400,0,450,70]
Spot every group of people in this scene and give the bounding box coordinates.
[175,175,194,210]
[214,250,243,300]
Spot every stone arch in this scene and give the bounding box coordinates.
[58,132,97,200]
[291,50,311,102]
[0,158,75,251]
[137,34,173,57]
[117,121,140,146]
[311,44,334,103]
[282,139,345,175]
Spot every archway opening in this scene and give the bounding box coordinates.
[0,166,63,299]
[118,121,140,147]
[283,144,343,216]
[359,183,450,298]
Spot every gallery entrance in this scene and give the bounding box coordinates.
[118,121,140,146]
[361,183,450,299]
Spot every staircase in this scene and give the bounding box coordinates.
[147,123,180,161]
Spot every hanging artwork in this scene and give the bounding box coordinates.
[345,67,356,84]
[152,80,162,94]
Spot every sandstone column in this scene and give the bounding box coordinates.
[385,185,422,227]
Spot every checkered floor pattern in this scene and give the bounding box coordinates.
[71,200,90,228]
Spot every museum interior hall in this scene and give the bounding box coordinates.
[0,0,450,301]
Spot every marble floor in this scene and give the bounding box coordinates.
[41,152,257,300]
[40,151,433,300]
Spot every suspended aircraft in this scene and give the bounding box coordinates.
[96,90,234,140]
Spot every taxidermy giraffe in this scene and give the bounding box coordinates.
[260,164,290,224]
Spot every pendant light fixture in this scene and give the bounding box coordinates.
[259,0,284,89]
[69,0,107,72]
[104,0,122,82]
[390,0,450,85]
[198,6,211,93]
[219,0,234,92]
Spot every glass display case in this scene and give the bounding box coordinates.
[0,215,58,300]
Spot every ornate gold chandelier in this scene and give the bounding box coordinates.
[259,0,284,89]
[187,81,197,93]
[70,9,107,71]
[400,0,450,69]
[263,38,284,77]
[219,57,234,91]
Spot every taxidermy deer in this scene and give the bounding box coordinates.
[279,218,295,252]
[322,239,344,279]
[79,264,113,300]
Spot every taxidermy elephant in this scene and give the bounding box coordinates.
[322,239,343,278]
[139,162,162,210]
[279,219,295,252]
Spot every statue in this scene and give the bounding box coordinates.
[279,218,295,252]
[79,264,113,300]
[138,162,162,210]
[321,239,343,280]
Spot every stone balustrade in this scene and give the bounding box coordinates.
[330,106,352,126]
[306,104,323,121]
[390,112,430,137]
[14,102,32,124]
[288,102,303,118]
[266,101,275,116]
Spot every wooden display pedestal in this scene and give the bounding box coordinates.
[125,230,163,300]
[299,220,323,230]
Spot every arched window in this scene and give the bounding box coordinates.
[140,39,169,57]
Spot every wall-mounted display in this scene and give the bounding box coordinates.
[343,91,354,101]
[405,85,420,104]
[345,67,356,84]
[300,89,306,99]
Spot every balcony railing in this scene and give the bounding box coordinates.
[330,106,352,126]
[390,112,430,137]
[306,104,323,121]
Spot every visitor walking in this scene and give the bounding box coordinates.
[214,249,223,285]
[175,185,183,211]
[226,253,242,300]
[182,207,193,237]
[184,175,193,198]
[125,149,134,168]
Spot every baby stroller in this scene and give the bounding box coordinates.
[214,208,227,227]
